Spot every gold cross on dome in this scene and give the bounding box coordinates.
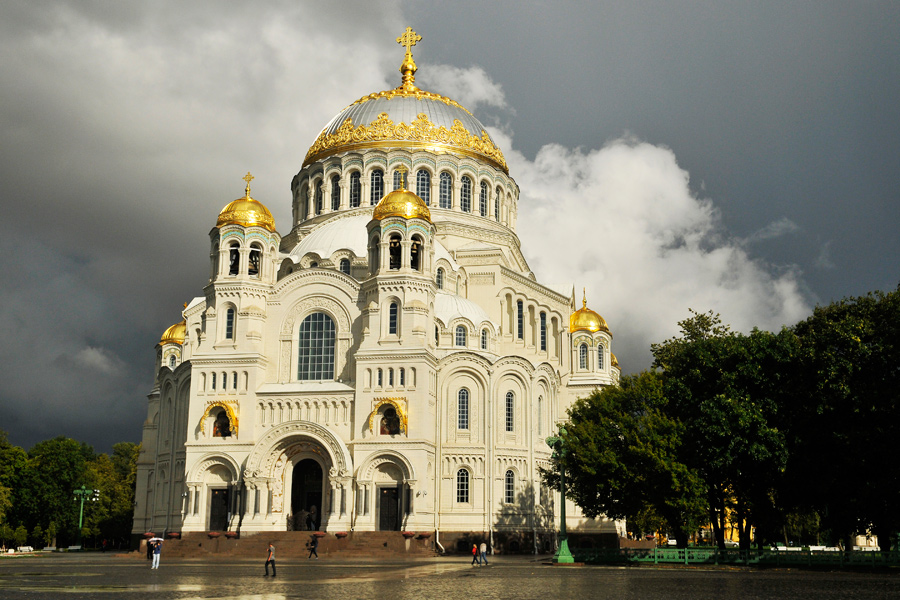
[396,164,408,190]
[396,27,421,56]
[243,171,254,196]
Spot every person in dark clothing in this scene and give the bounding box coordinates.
[264,543,276,577]
[146,539,153,561]
[308,536,319,559]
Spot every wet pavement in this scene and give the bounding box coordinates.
[2,552,900,599]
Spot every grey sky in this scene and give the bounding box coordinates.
[1,0,897,452]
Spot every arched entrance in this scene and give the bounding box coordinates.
[291,459,323,531]
[375,462,403,531]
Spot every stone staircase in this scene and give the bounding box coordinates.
[154,531,438,559]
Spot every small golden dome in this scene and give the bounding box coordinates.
[372,166,431,221]
[160,320,185,345]
[570,289,610,334]
[216,172,276,232]
[611,353,619,368]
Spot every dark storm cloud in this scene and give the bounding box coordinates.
[1,1,897,451]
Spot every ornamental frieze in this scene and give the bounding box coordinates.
[304,112,508,173]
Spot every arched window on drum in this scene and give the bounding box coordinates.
[439,172,452,208]
[330,175,340,210]
[370,169,384,205]
[460,176,472,212]
[349,171,361,207]
[416,169,430,205]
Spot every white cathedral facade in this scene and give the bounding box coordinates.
[133,29,623,552]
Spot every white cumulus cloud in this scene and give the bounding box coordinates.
[490,130,812,370]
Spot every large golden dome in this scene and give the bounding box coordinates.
[216,172,276,232]
[160,319,185,345]
[303,28,507,173]
[373,168,431,221]
[570,290,610,334]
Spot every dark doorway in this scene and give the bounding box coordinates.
[292,459,323,530]
[379,486,400,531]
[209,488,229,531]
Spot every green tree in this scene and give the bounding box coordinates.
[789,287,900,549]
[0,430,27,526]
[652,311,797,550]
[18,437,94,545]
[543,371,707,548]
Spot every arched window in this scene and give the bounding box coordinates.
[460,176,472,212]
[248,244,261,277]
[439,172,452,208]
[410,236,422,271]
[517,300,524,340]
[228,243,240,275]
[377,368,383,387]
[211,372,216,390]
[481,328,488,350]
[388,368,394,387]
[168,355,176,369]
[232,372,238,389]
[349,171,361,207]
[416,169,430,205]
[495,187,502,222]
[505,391,514,432]
[221,372,227,390]
[297,312,336,380]
[479,181,488,216]
[455,325,467,347]
[388,234,401,270]
[456,469,470,503]
[505,470,515,504]
[457,389,469,430]
[369,235,379,274]
[315,180,323,214]
[330,175,340,210]
[389,302,399,335]
[435,325,440,346]
[598,345,604,369]
[370,169,384,205]
[579,343,588,369]
[399,367,405,386]
[213,410,231,437]
[540,312,547,351]
[537,396,543,435]
[225,307,235,340]
[436,268,444,289]
[339,258,350,275]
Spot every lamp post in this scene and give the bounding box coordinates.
[546,426,574,563]
[72,485,99,548]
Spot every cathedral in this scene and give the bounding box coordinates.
[132,29,623,552]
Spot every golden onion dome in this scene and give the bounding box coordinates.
[216,172,276,232]
[611,353,619,368]
[160,303,187,345]
[303,28,507,173]
[570,289,610,334]
[160,320,185,345]
[372,167,431,221]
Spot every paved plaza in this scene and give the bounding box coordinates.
[2,553,900,599]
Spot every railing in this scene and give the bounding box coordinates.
[572,547,900,568]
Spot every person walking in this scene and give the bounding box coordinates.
[471,543,480,566]
[264,542,276,577]
[308,535,319,559]
[151,540,162,569]
[480,541,489,566]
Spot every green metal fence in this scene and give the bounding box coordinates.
[572,547,900,568]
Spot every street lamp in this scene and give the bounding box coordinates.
[546,426,575,564]
[72,485,100,548]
